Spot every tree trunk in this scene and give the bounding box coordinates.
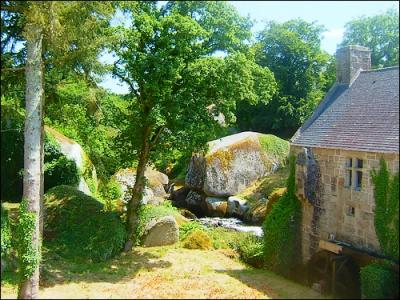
[18,23,43,300]
[124,126,152,252]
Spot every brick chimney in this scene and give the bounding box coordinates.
[336,45,371,86]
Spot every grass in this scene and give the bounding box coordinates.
[1,245,329,299]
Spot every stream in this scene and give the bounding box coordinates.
[197,217,263,237]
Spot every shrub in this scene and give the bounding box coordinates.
[262,155,302,277]
[182,230,212,250]
[100,177,122,212]
[135,201,180,246]
[1,205,12,263]
[360,262,399,299]
[1,116,80,202]
[179,221,206,241]
[44,185,126,262]
[236,235,264,268]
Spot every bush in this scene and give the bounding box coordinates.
[1,205,12,262]
[135,201,180,246]
[236,235,264,268]
[179,221,206,241]
[100,177,122,212]
[0,112,80,202]
[44,185,126,262]
[360,262,399,299]
[262,155,302,277]
[182,230,212,250]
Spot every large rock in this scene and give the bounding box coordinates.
[45,126,97,196]
[184,190,207,216]
[185,131,289,197]
[113,167,169,206]
[205,197,227,217]
[227,196,250,218]
[142,216,179,247]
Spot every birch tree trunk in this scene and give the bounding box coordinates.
[18,22,43,300]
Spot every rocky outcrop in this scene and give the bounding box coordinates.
[113,167,169,206]
[142,216,179,247]
[45,126,97,196]
[227,196,249,218]
[185,132,289,198]
[205,197,227,217]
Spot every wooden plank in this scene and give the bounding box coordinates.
[319,240,343,254]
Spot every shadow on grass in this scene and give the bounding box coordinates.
[39,246,172,288]
[215,268,330,299]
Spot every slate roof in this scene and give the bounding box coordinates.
[290,67,399,153]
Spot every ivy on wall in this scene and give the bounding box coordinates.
[262,155,302,277]
[370,158,399,261]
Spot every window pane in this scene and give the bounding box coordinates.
[346,158,352,168]
[356,171,362,189]
[345,170,352,187]
[356,159,363,168]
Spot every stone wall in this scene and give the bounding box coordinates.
[291,145,399,263]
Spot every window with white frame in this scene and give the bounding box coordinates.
[344,158,363,191]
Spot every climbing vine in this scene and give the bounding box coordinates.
[371,158,399,260]
[15,198,41,279]
[262,155,302,277]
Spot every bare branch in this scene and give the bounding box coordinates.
[150,125,165,147]
[112,65,140,98]
[1,67,25,72]
[0,5,22,13]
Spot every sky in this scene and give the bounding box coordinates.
[98,1,399,94]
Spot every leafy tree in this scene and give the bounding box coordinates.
[111,1,276,250]
[340,8,399,68]
[236,19,335,137]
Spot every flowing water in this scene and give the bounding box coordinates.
[197,217,263,237]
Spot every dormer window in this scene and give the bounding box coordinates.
[344,158,363,191]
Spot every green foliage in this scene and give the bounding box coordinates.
[44,133,80,192]
[182,230,212,250]
[258,134,290,165]
[262,155,301,276]
[1,204,12,261]
[340,8,399,68]
[1,96,25,201]
[134,201,180,246]
[235,235,264,268]
[360,262,399,299]
[179,221,206,241]
[15,198,41,279]
[1,98,80,201]
[100,178,122,212]
[44,185,126,262]
[236,19,335,136]
[370,158,399,260]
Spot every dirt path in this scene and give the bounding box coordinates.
[1,246,327,299]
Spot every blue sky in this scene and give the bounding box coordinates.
[99,1,399,94]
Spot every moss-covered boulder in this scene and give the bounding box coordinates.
[45,126,97,196]
[186,131,289,197]
[113,167,169,207]
[44,185,126,262]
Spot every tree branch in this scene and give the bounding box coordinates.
[113,68,140,99]
[0,5,22,13]
[1,67,25,72]
[150,125,165,147]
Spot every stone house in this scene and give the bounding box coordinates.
[290,45,399,263]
